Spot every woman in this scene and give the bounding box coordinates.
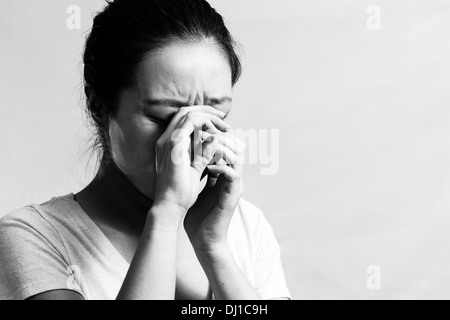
[0,0,290,300]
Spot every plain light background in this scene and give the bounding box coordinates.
[1,0,450,299]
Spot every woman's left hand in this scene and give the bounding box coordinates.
[184,130,246,254]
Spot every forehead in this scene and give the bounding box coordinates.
[134,42,232,102]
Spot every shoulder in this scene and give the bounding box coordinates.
[0,195,83,300]
[0,205,51,238]
[233,197,273,234]
[237,197,263,214]
[228,198,276,250]
[235,197,265,224]
[0,195,74,255]
[0,195,63,233]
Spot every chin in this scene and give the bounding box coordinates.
[121,164,155,195]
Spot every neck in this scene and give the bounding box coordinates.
[90,158,154,215]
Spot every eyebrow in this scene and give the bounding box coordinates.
[145,97,232,107]
[207,97,232,105]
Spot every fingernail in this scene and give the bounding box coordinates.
[215,109,226,116]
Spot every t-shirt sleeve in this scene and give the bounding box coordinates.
[253,213,291,300]
[0,206,84,300]
[233,199,292,300]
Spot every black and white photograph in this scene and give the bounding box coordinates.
[0,0,449,304]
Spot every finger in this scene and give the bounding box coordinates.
[161,106,227,141]
[192,135,219,175]
[206,164,244,197]
[184,113,231,133]
[194,136,237,177]
[169,116,197,166]
[227,137,245,175]
[173,106,226,130]
[222,133,245,174]
[189,118,223,161]
[206,164,240,182]
[200,132,245,173]
[214,132,246,156]
[192,133,239,168]
[162,112,229,146]
[193,133,214,169]
[224,133,246,153]
[187,116,232,165]
[207,143,238,166]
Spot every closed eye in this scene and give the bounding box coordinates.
[147,115,171,126]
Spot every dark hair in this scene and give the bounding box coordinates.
[83,0,242,165]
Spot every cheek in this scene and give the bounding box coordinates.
[109,117,163,170]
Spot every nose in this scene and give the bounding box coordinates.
[192,93,205,106]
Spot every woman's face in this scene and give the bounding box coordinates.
[109,41,233,198]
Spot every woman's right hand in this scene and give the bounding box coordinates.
[152,105,229,222]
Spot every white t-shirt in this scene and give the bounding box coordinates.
[0,193,291,300]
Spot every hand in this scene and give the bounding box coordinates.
[152,106,230,222]
[184,131,246,253]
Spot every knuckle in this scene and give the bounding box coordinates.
[207,134,219,145]
[155,138,164,149]
[204,143,215,155]
[185,111,195,120]
[179,106,190,113]
[224,153,235,164]
[211,132,220,140]
[205,144,217,157]
[169,137,180,148]
[184,114,196,125]
[170,128,183,140]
